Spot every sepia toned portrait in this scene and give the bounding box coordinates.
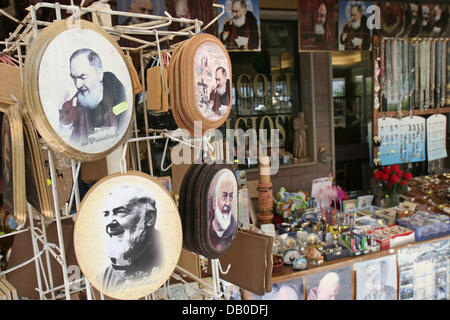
[207,169,238,253]
[37,27,133,155]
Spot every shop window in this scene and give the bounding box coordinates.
[222,19,307,170]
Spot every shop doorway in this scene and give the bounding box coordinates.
[332,52,372,192]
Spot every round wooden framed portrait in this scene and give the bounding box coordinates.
[169,40,193,133]
[183,34,232,129]
[203,166,238,258]
[73,171,182,300]
[22,110,54,220]
[178,164,238,259]
[419,4,434,37]
[430,4,449,38]
[378,3,405,38]
[1,104,26,226]
[23,19,135,162]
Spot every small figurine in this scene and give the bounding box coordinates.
[293,112,308,159]
[304,247,324,266]
[293,256,308,271]
[283,249,301,265]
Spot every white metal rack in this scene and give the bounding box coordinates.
[0,0,230,300]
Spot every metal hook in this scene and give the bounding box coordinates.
[216,259,231,275]
[160,137,173,172]
[202,4,225,32]
[120,142,129,174]
[154,29,170,95]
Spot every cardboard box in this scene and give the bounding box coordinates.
[0,63,23,104]
[80,158,108,183]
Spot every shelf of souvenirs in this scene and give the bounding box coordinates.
[271,234,450,284]
[266,173,450,284]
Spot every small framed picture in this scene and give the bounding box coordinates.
[342,199,357,212]
[157,176,173,193]
[357,195,374,209]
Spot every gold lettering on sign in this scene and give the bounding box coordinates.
[259,116,275,131]
[236,74,252,98]
[249,117,258,132]
[271,71,278,97]
[225,119,232,131]
[253,73,269,98]
[275,115,286,146]
[234,117,248,131]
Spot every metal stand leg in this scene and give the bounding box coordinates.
[28,204,44,300]
[39,214,56,300]
[47,150,71,300]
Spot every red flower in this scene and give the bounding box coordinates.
[400,181,408,186]
[391,164,400,172]
[373,171,381,180]
[396,170,403,178]
[387,182,392,189]
[383,166,392,175]
[390,175,400,184]
[381,173,389,181]
[403,172,413,181]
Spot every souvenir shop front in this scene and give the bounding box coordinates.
[0,0,449,302]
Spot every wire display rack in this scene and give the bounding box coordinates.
[0,0,230,300]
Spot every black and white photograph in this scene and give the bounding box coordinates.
[217,0,261,51]
[73,173,182,300]
[253,278,305,300]
[37,27,133,155]
[97,185,162,292]
[355,255,397,300]
[207,169,238,253]
[306,266,353,300]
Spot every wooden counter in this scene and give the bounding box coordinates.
[272,234,450,284]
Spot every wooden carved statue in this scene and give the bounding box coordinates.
[293,112,308,159]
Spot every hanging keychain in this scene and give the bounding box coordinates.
[425,39,431,109]
[386,39,393,111]
[436,40,441,108]
[380,39,387,111]
[402,39,409,111]
[408,40,415,110]
[442,40,447,106]
[392,39,400,113]
[430,40,436,108]
[414,39,420,110]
